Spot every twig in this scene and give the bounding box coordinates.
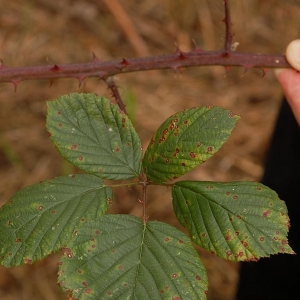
[0,51,290,88]
[105,77,127,114]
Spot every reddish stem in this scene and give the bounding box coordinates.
[105,77,127,114]
[0,51,290,87]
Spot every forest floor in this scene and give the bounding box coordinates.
[0,0,299,299]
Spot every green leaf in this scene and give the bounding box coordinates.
[46,93,142,180]
[143,106,239,183]
[172,181,294,262]
[0,174,111,267]
[58,215,208,300]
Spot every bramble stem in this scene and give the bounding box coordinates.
[0,0,291,93]
[0,51,290,87]
[105,77,127,114]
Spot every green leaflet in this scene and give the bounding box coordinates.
[143,106,239,183]
[0,174,111,266]
[58,215,208,300]
[172,181,294,262]
[46,93,142,180]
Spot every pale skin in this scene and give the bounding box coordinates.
[275,39,300,125]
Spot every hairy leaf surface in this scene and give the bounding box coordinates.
[143,106,239,183]
[0,174,111,266]
[47,93,142,180]
[172,181,294,261]
[58,215,208,300]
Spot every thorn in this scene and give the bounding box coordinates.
[98,72,107,80]
[138,199,143,204]
[174,45,187,60]
[92,52,99,62]
[261,68,268,77]
[0,59,7,69]
[49,79,55,87]
[191,40,203,52]
[76,76,86,87]
[120,58,130,66]
[50,64,61,72]
[224,66,231,75]
[11,81,20,92]
[241,64,254,77]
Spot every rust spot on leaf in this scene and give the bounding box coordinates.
[71,144,77,150]
[262,210,271,217]
[62,248,73,258]
[24,258,32,264]
[189,152,196,158]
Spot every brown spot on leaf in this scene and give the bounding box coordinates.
[189,152,196,158]
[71,144,77,150]
[262,210,271,217]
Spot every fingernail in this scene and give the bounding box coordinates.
[286,39,300,70]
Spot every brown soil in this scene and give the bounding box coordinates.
[1,1,299,299]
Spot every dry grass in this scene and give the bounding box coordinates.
[0,0,300,299]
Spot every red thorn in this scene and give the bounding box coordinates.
[224,66,231,73]
[11,81,20,92]
[241,64,254,76]
[261,68,268,77]
[50,64,61,71]
[120,58,130,66]
[77,76,86,87]
[174,46,187,60]
[92,52,99,62]
[0,59,7,69]
[49,79,55,87]
[191,40,203,52]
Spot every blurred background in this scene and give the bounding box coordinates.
[0,0,299,299]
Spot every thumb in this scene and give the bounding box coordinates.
[275,40,300,125]
[286,39,300,71]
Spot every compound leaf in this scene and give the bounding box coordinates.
[172,181,294,262]
[143,106,239,183]
[47,93,142,180]
[0,174,111,267]
[58,215,208,300]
